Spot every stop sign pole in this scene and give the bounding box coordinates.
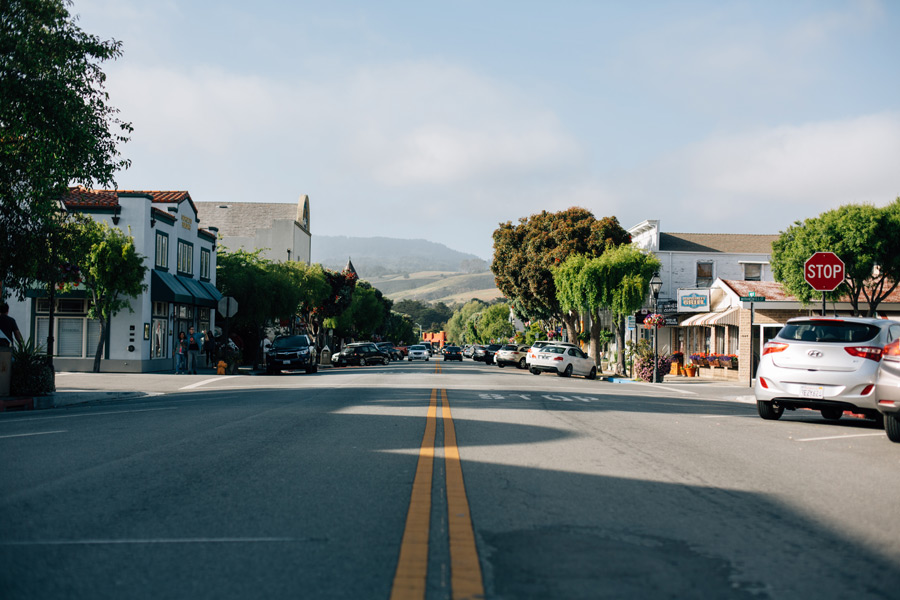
[804,252,845,316]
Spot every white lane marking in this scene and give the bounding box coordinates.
[0,407,177,423]
[0,430,67,439]
[631,382,699,396]
[179,376,239,390]
[0,537,300,546]
[699,415,754,419]
[795,433,884,442]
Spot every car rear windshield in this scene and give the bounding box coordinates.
[541,346,566,354]
[444,346,460,351]
[273,336,310,348]
[778,320,881,344]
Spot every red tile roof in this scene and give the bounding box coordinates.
[63,187,119,208]
[117,190,192,203]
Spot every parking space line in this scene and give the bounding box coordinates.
[390,389,437,600]
[795,432,884,442]
[0,430,67,439]
[179,376,239,390]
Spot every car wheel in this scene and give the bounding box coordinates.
[757,400,783,420]
[558,364,573,378]
[498,362,504,368]
[266,366,275,375]
[383,357,389,365]
[306,364,316,374]
[821,407,843,421]
[360,358,367,366]
[587,366,597,380]
[885,413,900,442]
[531,367,540,375]
[518,358,526,369]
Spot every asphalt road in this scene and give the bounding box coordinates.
[1,360,898,599]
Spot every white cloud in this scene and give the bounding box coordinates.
[612,112,900,233]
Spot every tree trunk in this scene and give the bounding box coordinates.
[561,312,579,344]
[589,311,603,364]
[92,317,107,373]
[615,314,627,375]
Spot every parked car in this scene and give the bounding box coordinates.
[526,340,577,366]
[875,335,900,442]
[376,342,403,361]
[494,344,531,369]
[462,345,475,358]
[267,334,318,374]
[442,345,463,361]
[473,343,502,364]
[407,344,430,361]
[333,342,389,367]
[530,344,597,379]
[755,317,900,422]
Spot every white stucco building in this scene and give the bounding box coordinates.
[9,188,221,372]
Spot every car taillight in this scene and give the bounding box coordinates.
[553,357,564,361]
[879,399,897,407]
[762,342,788,356]
[883,339,900,362]
[844,346,883,362]
[758,377,770,389]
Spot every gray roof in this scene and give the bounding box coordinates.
[659,232,777,254]
[194,201,307,237]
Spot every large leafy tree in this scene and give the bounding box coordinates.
[445,299,488,344]
[491,207,630,340]
[1,0,132,299]
[74,220,147,372]
[476,302,514,344]
[556,245,660,373]
[771,200,900,317]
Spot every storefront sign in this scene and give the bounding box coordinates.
[677,289,710,312]
[658,300,677,314]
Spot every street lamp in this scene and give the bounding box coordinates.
[649,272,663,383]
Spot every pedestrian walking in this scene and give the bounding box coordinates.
[175,331,187,374]
[187,326,204,374]
[204,330,216,366]
[0,302,24,348]
[261,336,272,369]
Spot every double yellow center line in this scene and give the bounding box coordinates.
[390,364,484,600]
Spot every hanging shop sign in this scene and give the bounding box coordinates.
[677,289,711,313]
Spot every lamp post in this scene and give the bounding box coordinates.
[649,272,663,383]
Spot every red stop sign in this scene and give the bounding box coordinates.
[804,252,845,291]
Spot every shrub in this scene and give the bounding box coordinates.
[10,337,55,396]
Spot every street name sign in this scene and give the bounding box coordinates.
[740,296,766,302]
[804,252,845,291]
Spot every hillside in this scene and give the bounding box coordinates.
[371,271,503,304]
[311,235,486,277]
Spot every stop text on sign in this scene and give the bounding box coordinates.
[806,263,843,279]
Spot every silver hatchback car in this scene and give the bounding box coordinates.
[875,337,900,442]
[755,317,900,422]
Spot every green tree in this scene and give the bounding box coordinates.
[491,208,630,341]
[1,0,132,299]
[771,200,900,316]
[445,299,488,344]
[476,303,514,344]
[555,245,660,373]
[75,221,147,372]
[349,281,384,339]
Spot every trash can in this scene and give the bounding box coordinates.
[320,346,331,366]
[0,346,11,397]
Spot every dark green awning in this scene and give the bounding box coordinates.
[177,276,217,308]
[199,280,223,302]
[151,270,193,304]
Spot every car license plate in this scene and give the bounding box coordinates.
[800,385,824,399]
[283,360,291,365]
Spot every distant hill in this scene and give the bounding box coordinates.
[311,235,487,277]
[372,271,502,304]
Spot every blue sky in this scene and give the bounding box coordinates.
[75,0,900,261]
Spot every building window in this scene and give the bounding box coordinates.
[696,261,714,288]
[156,232,169,269]
[743,263,762,281]
[151,302,168,359]
[34,304,101,359]
[177,240,193,276]
[200,248,211,280]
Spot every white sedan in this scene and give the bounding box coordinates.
[407,344,430,361]
[530,345,597,379]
